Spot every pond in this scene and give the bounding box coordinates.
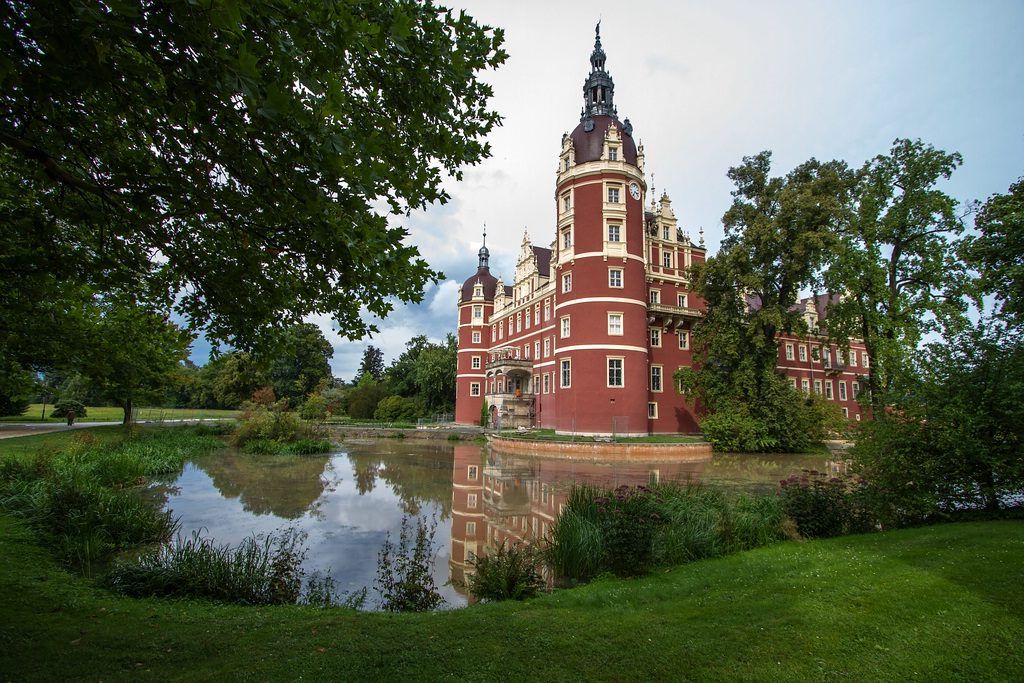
[148,440,841,609]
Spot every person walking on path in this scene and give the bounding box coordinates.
[66,409,76,427]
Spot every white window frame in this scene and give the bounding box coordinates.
[662,251,672,269]
[650,327,662,347]
[801,378,810,395]
[607,357,624,388]
[472,331,481,344]
[799,345,808,362]
[825,380,833,400]
[785,343,794,361]
[608,312,624,336]
[607,185,621,203]
[543,337,550,356]
[608,146,618,161]
[648,402,658,419]
[470,382,480,396]
[651,365,663,393]
[562,272,572,293]
[472,305,483,320]
[839,381,848,401]
[607,223,621,242]
[608,268,623,288]
[649,289,660,304]
[560,359,571,388]
[560,315,570,339]
[543,373,550,394]
[562,228,572,249]
[677,293,688,308]
[849,350,857,367]
[814,379,823,395]
[678,331,689,350]
[471,356,481,369]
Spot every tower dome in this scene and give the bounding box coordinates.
[461,227,498,300]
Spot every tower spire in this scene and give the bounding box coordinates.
[581,20,615,124]
[478,223,490,268]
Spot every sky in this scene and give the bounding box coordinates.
[191,0,1024,380]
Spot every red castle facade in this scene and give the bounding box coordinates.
[455,28,865,434]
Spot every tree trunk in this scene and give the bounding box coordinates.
[122,396,134,425]
[978,465,1001,513]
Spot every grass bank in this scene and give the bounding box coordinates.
[1,515,1020,680]
[1,404,240,423]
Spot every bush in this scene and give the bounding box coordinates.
[373,395,420,422]
[50,399,87,419]
[299,394,327,421]
[778,470,876,539]
[467,541,545,602]
[596,485,663,577]
[104,529,351,606]
[375,515,443,612]
[699,409,776,452]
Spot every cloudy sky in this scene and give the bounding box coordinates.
[193,0,1024,380]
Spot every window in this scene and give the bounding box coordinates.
[662,251,672,268]
[516,312,521,333]
[662,225,670,241]
[785,343,794,361]
[842,407,849,418]
[544,300,550,321]
[534,340,540,358]
[608,146,618,161]
[648,402,658,419]
[811,347,820,362]
[472,305,482,320]
[789,377,798,390]
[543,338,550,356]
[839,381,847,401]
[814,379,823,395]
[471,356,481,369]
[608,312,623,336]
[470,382,480,396]
[499,321,504,339]
[562,228,572,249]
[679,331,689,350]
[523,343,529,359]
[560,359,571,388]
[467,494,477,509]
[853,381,861,399]
[468,465,478,480]
[607,358,624,387]
[608,268,623,288]
[650,328,661,347]
[677,293,688,308]
[525,309,531,328]
[823,349,832,368]
[862,352,869,368]
[607,186,620,203]
[607,224,621,242]
[472,331,481,344]
[849,350,857,367]
[562,193,571,212]
[649,289,660,304]
[799,345,807,362]
[490,324,495,341]
[651,365,663,392]
[473,283,483,298]
[801,378,810,395]
[825,381,833,400]
[543,373,550,394]
[560,316,570,338]
[562,272,572,293]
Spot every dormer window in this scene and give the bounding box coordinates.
[608,146,618,161]
[662,225,670,240]
[563,157,570,172]
[473,284,483,298]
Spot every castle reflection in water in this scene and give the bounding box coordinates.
[448,444,710,599]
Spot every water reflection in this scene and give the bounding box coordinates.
[150,441,841,610]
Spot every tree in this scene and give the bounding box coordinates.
[852,323,1024,517]
[0,1,507,350]
[355,346,386,385]
[682,152,851,450]
[385,335,431,397]
[266,323,333,404]
[824,139,972,416]
[413,333,457,412]
[962,177,1024,328]
[203,352,267,409]
[75,298,193,424]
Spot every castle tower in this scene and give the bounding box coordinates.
[454,229,496,425]
[551,23,649,435]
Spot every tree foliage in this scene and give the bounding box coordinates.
[824,139,971,415]
[266,323,333,404]
[354,345,386,385]
[962,177,1024,328]
[0,0,506,351]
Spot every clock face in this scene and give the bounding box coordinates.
[629,182,641,200]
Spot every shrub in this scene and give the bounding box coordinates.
[104,529,348,606]
[699,409,776,452]
[597,485,663,577]
[299,394,328,422]
[467,541,545,602]
[373,395,420,422]
[778,470,875,538]
[50,399,87,419]
[375,515,443,612]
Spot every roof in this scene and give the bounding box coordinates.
[569,115,637,164]
[746,293,843,321]
[532,246,552,277]
[460,266,498,301]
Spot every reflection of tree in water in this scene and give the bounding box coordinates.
[344,441,454,519]
[193,449,331,519]
[698,452,834,493]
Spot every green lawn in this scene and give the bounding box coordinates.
[0,404,239,423]
[0,514,1020,680]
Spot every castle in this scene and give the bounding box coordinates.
[455,27,865,435]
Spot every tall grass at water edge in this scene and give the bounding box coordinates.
[547,482,787,583]
[0,426,225,573]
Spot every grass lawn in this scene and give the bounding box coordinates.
[0,404,240,423]
[0,514,1020,680]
